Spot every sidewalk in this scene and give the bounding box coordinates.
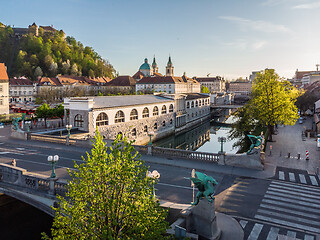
[264,116,320,175]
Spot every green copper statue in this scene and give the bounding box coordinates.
[12,117,21,130]
[247,134,263,155]
[190,171,218,205]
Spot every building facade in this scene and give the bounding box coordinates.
[228,81,252,95]
[196,76,226,92]
[64,93,211,144]
[9,77,37,103]
[0,63,9,114]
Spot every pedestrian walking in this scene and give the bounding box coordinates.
[11,159,16,167]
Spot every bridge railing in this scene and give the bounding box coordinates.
[151,147,219,163]
[0,163,67,197]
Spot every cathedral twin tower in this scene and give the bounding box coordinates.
[138,56,174,77]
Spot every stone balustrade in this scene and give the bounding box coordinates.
[0,163,67,196]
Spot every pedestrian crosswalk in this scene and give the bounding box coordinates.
[274,167,320,186]
[254,180,320,235]
[237,218,317,240]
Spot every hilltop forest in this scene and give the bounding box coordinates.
[0,23,116,79]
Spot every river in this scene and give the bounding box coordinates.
[153,115,239,154]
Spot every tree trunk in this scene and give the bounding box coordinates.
[268,124,274,141]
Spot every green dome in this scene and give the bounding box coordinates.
[139,58,151,70]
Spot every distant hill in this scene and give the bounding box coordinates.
[0,22,116,80]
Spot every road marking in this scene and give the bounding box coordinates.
[287,231,296,238]
[257,209,320,227]
[239,220,248,228]
[289,172,295,182]
[262,199,320,214]
[266,227,279,240]
[270,183,320,195]
[255,215,320,233]
[157,182,193,190]
[264,194,320,209]
[309,176,318,186]
[5,158,77,171]
[260,204,319,219]
[247,223,263,240]
[279,171,285,180]
[16,148,25,150]
[272,180,320,192]
[299,174,307,184]
[268,186,320,200]
[267,189,320,202]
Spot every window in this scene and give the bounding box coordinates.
[142,107,149,118]
[199,100,202,107]
[187,102,190,109]
[191,101,194,108]
[161,105,167,114]
[0,86,2,92]
[115,110,125,123]
[130,109,138,120]
[131,128,137,136]
[162,121,166,127]
[144,125,148,132]
[153,106,159,116]
[170,119,173,124]
[74,114,84,127]
[196,101,198,107]
[154,122,158,130]
[169,104,174,112]
[169,85,171,89]
[96,112,108,127]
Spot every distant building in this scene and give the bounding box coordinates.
[9,77,37,103]
[228,81,252,95]
[106,76,137,94]
[249,71,259,82]
[0,63,9,114]
[195,76,225,92]
[64,93,210,144]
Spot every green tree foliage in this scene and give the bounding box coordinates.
[230,69,300,150]
[0,25,116,79]
[250,69,299,141]
[52,104,64,126]
[201,86,210,93]
[35,103,52,127]
[45,133,168,239]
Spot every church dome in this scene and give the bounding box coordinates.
[139,58,151,70]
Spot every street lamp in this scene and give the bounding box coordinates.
[66,124,72,145]
[25,121,31,132]
[148,131,154,146]
[147,170,160,198]
[48,155,59,178]
[218,137,227,153]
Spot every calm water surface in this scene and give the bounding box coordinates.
[153,115,239,154]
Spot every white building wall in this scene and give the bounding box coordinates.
[0,81,9,114]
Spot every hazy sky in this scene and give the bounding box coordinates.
[2,0,320,79]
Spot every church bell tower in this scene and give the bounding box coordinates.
[166,56,174,76]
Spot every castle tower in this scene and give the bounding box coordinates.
[166,56,174,76]
[152,56,158,74]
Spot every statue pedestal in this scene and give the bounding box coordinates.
[192,199,221,240]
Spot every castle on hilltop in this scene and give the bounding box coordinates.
[11,22,64,39]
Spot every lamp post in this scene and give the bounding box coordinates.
[48,155,59,178]
[148,131,154,146]
[25,121,31,132]
[218,137,226,153]
[147,170,160,199]
[66,124,72,145]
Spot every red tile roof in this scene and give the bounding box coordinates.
[0,63,8,80]
[38,77,61,86]
[107,76,137,86]
[132,71,145,80]
[295,71,312,80]
[9,77,33,85]
[196,77,223,82]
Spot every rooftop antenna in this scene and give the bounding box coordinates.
[316,64,319,71]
